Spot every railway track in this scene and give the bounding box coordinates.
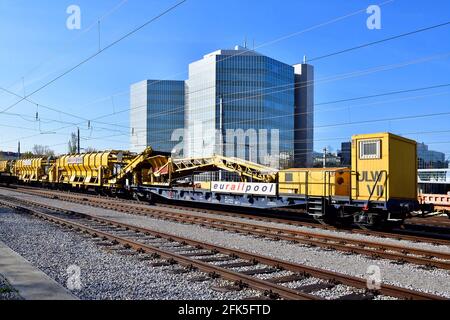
[10,185,450,246]
[0,194,445,301]
[4,187,450,272]
[162,203,450,244]
[407,216,450,229]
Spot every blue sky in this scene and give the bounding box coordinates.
[0,0,449,156]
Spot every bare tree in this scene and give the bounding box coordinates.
[84,147,98,153]
[32,145,55,157]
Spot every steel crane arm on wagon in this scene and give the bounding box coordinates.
[152,155,279,184]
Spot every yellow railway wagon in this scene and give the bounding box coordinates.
[351,132,417,202]
[14,158,52,182]
[278,168,351,197]
[0,160,10,173]
[54,151,133,187]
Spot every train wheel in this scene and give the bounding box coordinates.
[146,193,154,205]
[132,192,148,203]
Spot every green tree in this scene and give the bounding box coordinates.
[68,132,78,154]
[21,152,34,159]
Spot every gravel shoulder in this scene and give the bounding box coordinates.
[0,207,261,300]
[1,188,450,298]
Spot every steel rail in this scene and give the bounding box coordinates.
[0,196,446,300]
[13,185,450,246]
[0,199,315,300]
[18,188,450,270]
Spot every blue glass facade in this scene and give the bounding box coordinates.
[218,54,294,167]
[130,80,185,154]
[185,46,312,169]
[130,46,314,168]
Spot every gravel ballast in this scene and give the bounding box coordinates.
[155,205,450,254]
[13,188,450,254]
[1,188,450,298]
[0,207,261,300]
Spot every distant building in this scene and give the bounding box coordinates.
[130,80,185,154]
[335,141,449,170]
[185,46,314,169]
[312,151,341,168]
[338,142,352,167]
[0,152,20,160]
[417,143,449,194]
[417,143,447,169]
[294,64,314,168]
[130,46,315,170]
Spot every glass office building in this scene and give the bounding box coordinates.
[417,143,447,169]
[185,46,314,169]
[294,64,314,168]
[130,80,185,154]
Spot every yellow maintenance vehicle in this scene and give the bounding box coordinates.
[14,158,54,183]
[0,160,16,185]
[8,132,419,226]
[0,160,11,174]
[131,132,419,226]
[52,151,136,188]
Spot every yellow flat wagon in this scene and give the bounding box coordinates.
[0,161,10,173]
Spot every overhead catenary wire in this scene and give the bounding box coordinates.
[4,1,450,152]
[6,49,436,137]
[124,83,450,137]
[307,21,450,62]
[1,0,395,128]
[3,50,450,149]
[0,0,188,115]
[5,101,450,152]
[10,121,450,160]
[85,128,450,150]
[77,51,450,130]
[125,89,450,137]
[0,85,133,131]
[75,0,395,109]
[4,0,131,93]
[139,107,450,148]
[2,1,432,145]
[18,126,450,157]
[3,52,450,134]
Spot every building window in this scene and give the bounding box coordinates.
[359,140,381,160]
[285,173,293,182]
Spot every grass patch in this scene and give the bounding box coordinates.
[0,287,13,294]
